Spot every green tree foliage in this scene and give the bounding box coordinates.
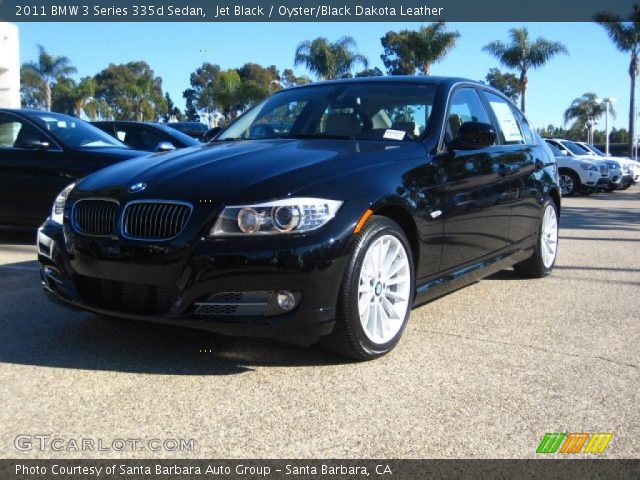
[188,62,221,112]
[22,45,77,111]
[94,61,167,121]
[163,93,184,122]
[20,66,45,109]
[281,69,312,88]
[484,68,521,103]
[594,4,640,156]
[483,28,567,112]
[563,92,614,135]
[51,77,96,117]
[380,23,460,76]
[294,36,368,80]
[182,88,200,121]
[211,70,244,120]
[355,67,384,77]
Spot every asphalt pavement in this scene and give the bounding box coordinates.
[0,188,638,459]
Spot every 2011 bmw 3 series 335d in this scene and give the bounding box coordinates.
[38,77,561,360]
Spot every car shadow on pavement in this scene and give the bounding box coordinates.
[0,261,352,376]
[0,229,37,245]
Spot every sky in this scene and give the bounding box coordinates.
[15,21,631,132]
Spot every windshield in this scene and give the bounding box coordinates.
[217,82,437,142]
[560,140,590,156]
[545,142,565,157]
[29,112,126,149]
[155,124,201,145]
[585,144,605,156]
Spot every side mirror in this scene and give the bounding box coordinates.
[155,141,176,152]
[204,127,222,142]
[448,122,497,150]
[18,134,50,150]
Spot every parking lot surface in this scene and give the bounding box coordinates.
[0,189,638,459]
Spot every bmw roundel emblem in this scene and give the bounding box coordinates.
[129,182,147,193]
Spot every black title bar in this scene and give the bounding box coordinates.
[3,459,640,479]
[1,0,637,22]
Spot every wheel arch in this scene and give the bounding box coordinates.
[549,187,561,216]
[372,204,420,270]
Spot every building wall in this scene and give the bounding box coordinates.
[0,23,20,109]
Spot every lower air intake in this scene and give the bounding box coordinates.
[194,291,273,317]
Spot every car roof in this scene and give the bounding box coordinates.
[285,75,477,91]
[0,108,70,117]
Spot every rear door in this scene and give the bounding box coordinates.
[480,91,540,243]
[0,112,68,226]
[433,87,512,271]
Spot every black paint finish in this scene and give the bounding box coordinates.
[37,77,560,344]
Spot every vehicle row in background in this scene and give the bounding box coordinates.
[0,109,148,228]
[544,138,639,196]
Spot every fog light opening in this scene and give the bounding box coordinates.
[276,291,296,311]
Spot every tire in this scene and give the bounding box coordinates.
[620,182,632,190]
[320,216,415,360]
[559,170,580,197]
[513,198,559,278]
[605,183,617,193]
[578,186,593,195]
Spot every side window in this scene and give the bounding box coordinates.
[483,92,524,145]
[140,128,168,151]
[445,88,491,143]
[0,115,44,149]
[512,107,535,145]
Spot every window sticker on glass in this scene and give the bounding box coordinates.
[489,101,523,142]
[383,129,406,141]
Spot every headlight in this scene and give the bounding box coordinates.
[210,198,342,236]
[580,163,597,171]
[51,183,75,225]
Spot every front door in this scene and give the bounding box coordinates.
[0,112,69,226]
[434,87,512,271]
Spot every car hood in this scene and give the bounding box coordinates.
[72,146,151,160]
[73,139,426,204]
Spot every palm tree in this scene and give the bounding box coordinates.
[564,92,615,141]
[294,36,368,80]
[594,5,640,156]
[70,77,96,117]
[409,23,460,75]
[22,45,77,111]
[483,28,568,112]
[381,23,460,75]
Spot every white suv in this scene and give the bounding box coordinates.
[546,139,622,192]
[575,142,639,189]
[545,140,607,196]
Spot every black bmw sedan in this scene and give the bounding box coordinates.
[0,109,149,228]
[37,77,561,359]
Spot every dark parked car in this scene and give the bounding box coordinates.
[92,121,201,152]
[0,109,149,228]
[37,77,560,359]
[166,122,209,141]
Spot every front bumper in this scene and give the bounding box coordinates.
[618,173,634,188]
[37,208,363,345]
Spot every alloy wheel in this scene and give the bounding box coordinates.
[559,174,574,195]
[357,234,411,344]
[541,205,558,268]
